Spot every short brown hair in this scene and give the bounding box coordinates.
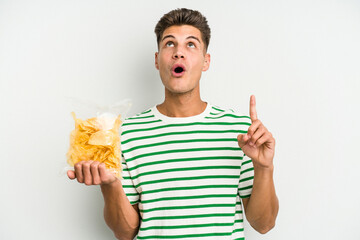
[154,8,211,51]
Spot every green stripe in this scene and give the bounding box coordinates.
[212,106,225,112]
[131,166,240,180]
[127,155,242,171]
[137,232,232,239]
[122,138,237,153]
[233,228,245,233]
[140,109,151,114]
[239,176,254,183]
[141,194,237,204]
[136,174,240,188]
[238,185,253,191]
[241,159,252,166]
[122,122,251,135]
[140,203,236,213]
[125,193,139,196]
[140,222,235,230]
[210,112,223,115]
[240,167,254,175]
[141,184,238,195]
[122,129,247,144]
[127,115,155,120]
[122,119,162,126]
[240,194,251,198]
[126,147,242,163]
[141,213,235,222]
[205,114,250,120]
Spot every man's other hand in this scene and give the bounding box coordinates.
[67,161,118,185]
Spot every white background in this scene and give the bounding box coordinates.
[1,0,359,239]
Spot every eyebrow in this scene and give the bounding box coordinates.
[187,36,201,43]
[161,35,201,44]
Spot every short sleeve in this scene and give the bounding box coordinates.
[238,154,254,198]
[120,154,140,205]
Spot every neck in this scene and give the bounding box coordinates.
[157,88,207,117]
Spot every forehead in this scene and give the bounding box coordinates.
[162,25,203,43]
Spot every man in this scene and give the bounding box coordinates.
[68,8,278,240]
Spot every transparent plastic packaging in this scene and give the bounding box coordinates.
[66,99,132,178]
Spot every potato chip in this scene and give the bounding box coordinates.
[88,130,115,146]
[66,112,122,178]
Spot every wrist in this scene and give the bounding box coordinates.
[101,178,121,191]
[253,163,274,177]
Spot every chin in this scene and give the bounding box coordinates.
[165,86,195,95]
[162,78,198,95]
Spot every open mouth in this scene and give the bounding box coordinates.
[174,66,184,73]
[172,64,186,77]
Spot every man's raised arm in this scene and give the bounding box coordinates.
[237,95,279,233]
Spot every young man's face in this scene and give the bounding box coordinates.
[155,25,210,96]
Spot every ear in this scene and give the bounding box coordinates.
[155,52,159,70]
[202,53,211,72]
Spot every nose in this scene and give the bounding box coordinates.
[172,48,185,59]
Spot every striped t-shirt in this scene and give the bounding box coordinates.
[120,103,254,240]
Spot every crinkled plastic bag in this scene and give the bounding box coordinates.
[66,99,132,178]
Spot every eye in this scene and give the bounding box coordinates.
[166,41,174,47]
[187,42,196,48]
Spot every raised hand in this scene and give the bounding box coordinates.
[237,95,275,169]
[67,161,118,186]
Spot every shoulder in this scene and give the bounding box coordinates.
[123,107,154,122]
[207,104,251,124]
[121,106,159,131]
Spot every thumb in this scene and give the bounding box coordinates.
[237,134,248,148]
[67,170,76,180]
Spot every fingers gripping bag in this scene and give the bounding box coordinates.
[66,99,132,178]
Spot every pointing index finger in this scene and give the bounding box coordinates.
[250,95,257,121]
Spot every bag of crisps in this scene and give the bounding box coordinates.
[66,99,132,178]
